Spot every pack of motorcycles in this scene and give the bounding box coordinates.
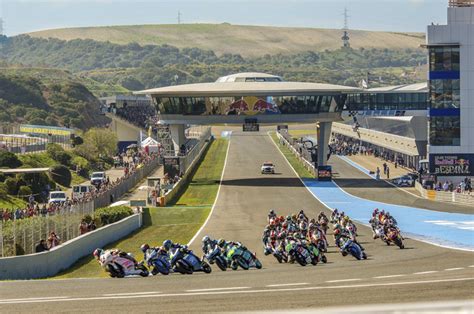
[100,213,404,278]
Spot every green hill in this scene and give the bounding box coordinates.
[27,23,425,58]
[0,67,113,129]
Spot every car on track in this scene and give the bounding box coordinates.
[261,161,275,174]
[393,175,415,187]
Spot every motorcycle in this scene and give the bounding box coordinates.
[227,245,263,270]
[286,242,317,266]
[100,251,149,278]
[205,246,228,271]
[144,248,172,275]
[385,228,404,249]
[340,239,367,260]
[264,243,288,263]
[171,247,212,275]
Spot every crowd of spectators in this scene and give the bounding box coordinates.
[35,231,61,253]
[106,103,158,130]
[433,177,472,194]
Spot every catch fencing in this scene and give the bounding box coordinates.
[180,127,212,173]
[0,201,94,257]
[415,181,474,207]
[0,157,161,257]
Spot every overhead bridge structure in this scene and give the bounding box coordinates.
[136,72,429,167]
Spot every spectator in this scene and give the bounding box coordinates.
[47,231,60,249]
[35,239,49,253]
[376,167,381,180]
[88,220,97,231]
[79,220,89,235]
[386,166,390,179]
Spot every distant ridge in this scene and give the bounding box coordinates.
[27,23,425,58]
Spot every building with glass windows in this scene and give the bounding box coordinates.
[425,0,474,179]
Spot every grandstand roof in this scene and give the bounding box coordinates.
[367,82,428,93]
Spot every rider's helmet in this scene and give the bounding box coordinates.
[308,223,315,230]
[93,248,103,259]
[278,215,284,223]
[386,211,391,217]
[269,209,275,216]
[298,213,305,221]
[286,215,292,221]
[140,243,150,253]
[282,221,288,230]
[217,238,226,248]
[333,228,341,236]
[202,235,210,244]
[344,216,350,223]
[163,239,173,251]
[299,209,305,215]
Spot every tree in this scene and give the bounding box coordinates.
[0,151,22,168]
[18,186,33,199]
[75,128,117,161]
[50,165,72,187]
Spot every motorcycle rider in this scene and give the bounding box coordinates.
[268,209,277,223]
[201,235,218,255]
[93,247,137,265]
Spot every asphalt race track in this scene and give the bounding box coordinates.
[0,131,473,312]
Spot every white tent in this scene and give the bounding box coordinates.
[141,137,160,153]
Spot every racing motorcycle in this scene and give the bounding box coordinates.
[143,248,172,275]
[205,246,228,271]
[100,251,149,278]
[264,243,288,264]
[385,228,405,249]
[227,245,263,270]
[340,239,367,260]
[286,242,317,266]
[171,247,212,274]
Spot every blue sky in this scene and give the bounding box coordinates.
[1,0,448,36]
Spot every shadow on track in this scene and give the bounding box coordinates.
[221,177,304,187]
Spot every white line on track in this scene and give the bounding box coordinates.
[0,296,70,302]
[102,291,160,296]
[326,278,361,283]
[373,274,406,279]
[413,271,439,275]
[1,278,472,305]
[266,283,309,287]
[469,265,474,268]
[186,287,250,292]
[187,136,231,246]
[444,267,464,271]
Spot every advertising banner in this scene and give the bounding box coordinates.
[318,165,332,181]
[429,154,474,176]
[19,124,74,136]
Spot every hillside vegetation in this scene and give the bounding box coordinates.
[27,23,425,58]
[0,35,427,91]
[0,67,110,129]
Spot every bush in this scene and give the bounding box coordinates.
[0,182,8,198]
[0,172,5,182]
[18,185,32,199]
[94,205,133,226]
[0,151,22,168]
[50,165,72,187]
[72,155,90,177]
[4,177,18,195]
[54,151,72,166]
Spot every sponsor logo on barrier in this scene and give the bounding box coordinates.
[430,154,473,176]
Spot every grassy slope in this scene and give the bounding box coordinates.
[27,24,425,58]
[270,132,313,179]
[0,195,27,210]
[55,138,228,278]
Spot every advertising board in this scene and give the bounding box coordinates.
[19,124,74,136]
[318,165,332,181]
[429,154,473,176]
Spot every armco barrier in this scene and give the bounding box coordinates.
[0,213,142,280]
[276,131,316,177]
[165,136,213,204]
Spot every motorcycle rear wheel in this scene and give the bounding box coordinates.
[216,258,227,271]
[321,255,328,263]
[237,258,249,270]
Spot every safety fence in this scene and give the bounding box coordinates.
[415,181,474,207]
[179,127,212,174]
[0,157,161,257]
[0,201,94,257]
[276,131,317,177]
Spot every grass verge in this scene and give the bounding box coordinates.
[54,138,229,278]
[288,130,316,138]
[269,132,313,179]
[0,195,27,209]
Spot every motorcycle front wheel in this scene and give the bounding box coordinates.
[202,262,212,274]
[215,258,227,271]
[237,257,249,270]
[255,259,263,269]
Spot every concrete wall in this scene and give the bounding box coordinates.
[0,213,142,280]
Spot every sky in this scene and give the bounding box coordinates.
[0,0,449,36]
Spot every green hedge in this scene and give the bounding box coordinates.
[94,205,133,226]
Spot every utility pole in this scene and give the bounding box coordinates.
[177,11,182,25]
[341,7,350,48]
[0,0,4,36]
